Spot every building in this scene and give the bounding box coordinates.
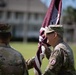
[0,0,47,42]
[63,24,76,43]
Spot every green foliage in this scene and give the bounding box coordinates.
[62,6,76,24]
[10,42,76,75]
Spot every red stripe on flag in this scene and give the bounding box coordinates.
[34,0,62,75]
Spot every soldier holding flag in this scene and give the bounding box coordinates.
[33,0,62,75]
[42,25,76,75]
[26,0,76,75]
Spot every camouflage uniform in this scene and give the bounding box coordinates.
[0,44,28,75]
[0,23,28,75]
[43,25,76,75]
[43,40,76,75]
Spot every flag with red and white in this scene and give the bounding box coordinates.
[34,0,62,75]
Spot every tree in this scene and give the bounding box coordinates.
[62,6,76,25]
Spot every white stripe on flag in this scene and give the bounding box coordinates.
[35,55,41,70]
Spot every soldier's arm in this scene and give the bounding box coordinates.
[42,43,52,59]
[43,49,63,75]
[26,47,52,70]
[26,45,52,70]
[20,54,29,75]
[45,47,52,59]
[26,57,35,70]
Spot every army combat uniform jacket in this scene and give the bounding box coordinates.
[43,40,76,75]
[0,44,28,75]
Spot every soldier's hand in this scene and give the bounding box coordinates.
[42,43,48,49]
[42,43,51,59]
[26,57,35,70]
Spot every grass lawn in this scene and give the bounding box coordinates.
[10,42,76,75]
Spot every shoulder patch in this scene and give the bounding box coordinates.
[50,58,56,66]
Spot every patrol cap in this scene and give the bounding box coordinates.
[0,23,11,32]
[45,25,64,37]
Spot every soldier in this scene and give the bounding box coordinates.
[42,25,76,75]
[0,23,28,75]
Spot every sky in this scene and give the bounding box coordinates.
[41,0,76,9]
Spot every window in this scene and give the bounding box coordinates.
[15,12,24,20]
[6,11,11,19]
[0,0,6,7]
[28,25,39,31]
[41,14,45,19]
[0,11,3,19]
[27,13,31,20]
[34,13,38,20]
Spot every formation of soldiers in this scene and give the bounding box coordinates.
[0,23,76,75]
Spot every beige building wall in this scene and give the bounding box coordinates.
[0,0,47,42]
